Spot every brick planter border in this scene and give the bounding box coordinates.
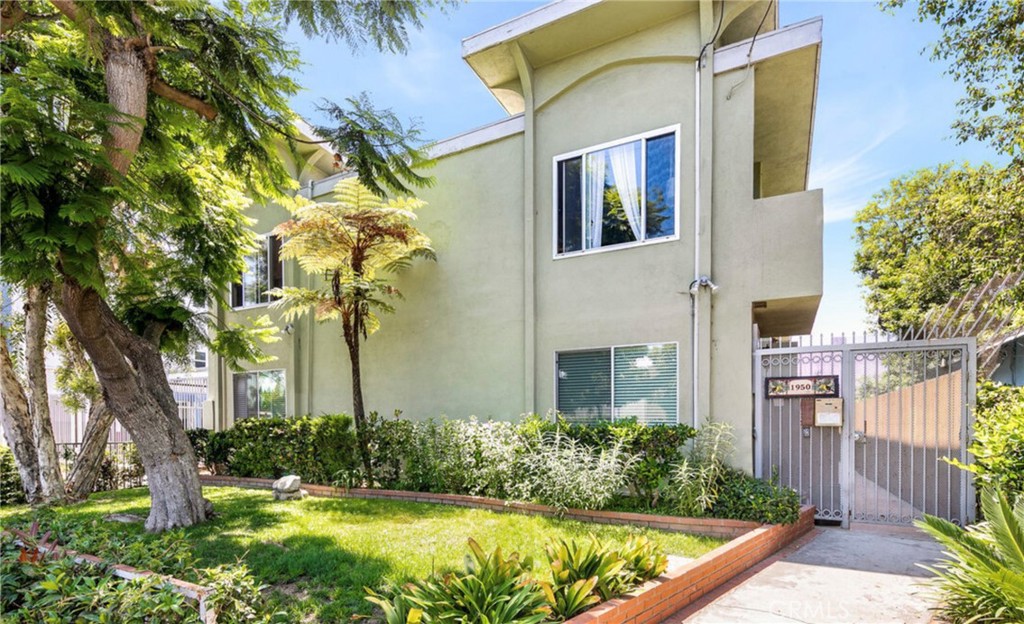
[564,506,816,623]
[200,475,760,539]
[199,476,814,623]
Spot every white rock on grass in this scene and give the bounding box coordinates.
[273,488,308,501]
[273,474,302,493]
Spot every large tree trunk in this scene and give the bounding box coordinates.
[0,336,41,504]
[49,37,209,531]
[56,280,209,531]
[24,285,66,504]
[344,315,374,485]
[64,399,114,500]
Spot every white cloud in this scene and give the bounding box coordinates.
[809,99,909,223]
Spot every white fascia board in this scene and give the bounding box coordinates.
[713,17,822,74]
[300,116,525,199]
[461,0,602,57]
[292,118,333,156]
[428,115,525,159]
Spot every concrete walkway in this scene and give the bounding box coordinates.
[664,526,944,624]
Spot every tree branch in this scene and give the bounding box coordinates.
[150,78,218,121]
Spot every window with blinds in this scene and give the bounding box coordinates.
[233,370,286,420]
[556,343,677,425]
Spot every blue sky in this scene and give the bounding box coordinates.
[287,1,1001,336]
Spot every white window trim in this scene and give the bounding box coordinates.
[552,341,680,424]
[232,232,277,311]
[233,368,287,420]
[551,125,682,260]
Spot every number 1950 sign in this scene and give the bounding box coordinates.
[765,376,839,398]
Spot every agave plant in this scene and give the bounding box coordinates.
[917,486,1024,623]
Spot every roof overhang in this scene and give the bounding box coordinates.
[462,0,697,115]
[715,17,822,195]
[754,295,822,337]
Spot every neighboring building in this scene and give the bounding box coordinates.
[992,334,1024,387]
[208,0,825,471]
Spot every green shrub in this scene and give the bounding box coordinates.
[222,414,359,484]
[949,380,1024,499]
[668,420,734,516]
[186,428,210,466]
[0,447,26,506]
[519,414,695,508]
[711,468,801,525]
[918,486,1024,623]
[521,432,635,511]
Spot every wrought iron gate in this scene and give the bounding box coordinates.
[754,335,976,528]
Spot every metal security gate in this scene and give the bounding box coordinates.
[754,334,976,528]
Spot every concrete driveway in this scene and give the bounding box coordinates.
[664,526,944,624]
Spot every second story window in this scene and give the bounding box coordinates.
[555,126,679,256]
[231,234,282,308]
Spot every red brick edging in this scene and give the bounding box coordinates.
[199,475,759,539]
[565,506,816,623]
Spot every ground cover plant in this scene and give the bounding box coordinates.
[0,519,273,623]
[0,486,723,622]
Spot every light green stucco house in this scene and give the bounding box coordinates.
[207,0,824,471]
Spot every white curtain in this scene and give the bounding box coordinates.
[608,143,642,241]
[585,151,606,248]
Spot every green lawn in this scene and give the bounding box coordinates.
[0,487,725,622]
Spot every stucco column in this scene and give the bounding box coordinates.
[511,41,537,416]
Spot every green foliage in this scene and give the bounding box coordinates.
[186,429,211,466]
[544,536,628,602]
[366,534,671,623]
[520,414,696,508]
[917,486,1024,623]
[669,420,735,516]
[0,447,27,506]
[883,0,1024,165]
[616,535,670,586]
[710,469,801,525]
[0,520,277,623]
[854,163,1024,334]
[366,538,550,624]
[948,380,1024,498]
[0,486,720,622]
[218,414,359,483]
[520,432,636,512]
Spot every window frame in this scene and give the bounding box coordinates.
[551,125,682,259]
[231,232,282,310]
[232,368,287,420]
[553,341,680,424]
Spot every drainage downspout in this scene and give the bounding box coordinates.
[691,58,702,429]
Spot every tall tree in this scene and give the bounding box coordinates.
[271,180,435,484]
[22,284,65,504]
[50,321,115,500]
[853,163,1024,333]
[884,0,1024,165]
[0,0,437,530]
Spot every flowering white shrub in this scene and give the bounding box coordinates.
[521,432,637,511]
